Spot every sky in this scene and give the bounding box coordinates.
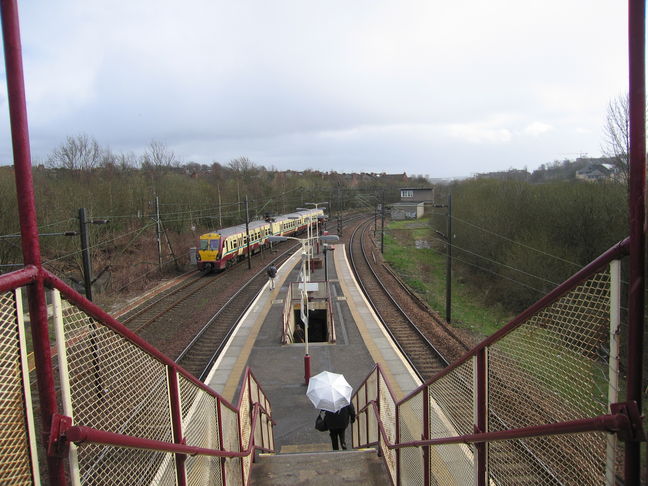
[0,0,629,178]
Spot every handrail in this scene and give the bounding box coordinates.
[360,398,629,451]
[64,402,273,458]
[0,264,38,292]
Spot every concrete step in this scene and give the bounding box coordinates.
[249,448,390,486]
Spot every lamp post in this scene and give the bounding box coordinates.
[305,202,328,254]
[268,234,339,385]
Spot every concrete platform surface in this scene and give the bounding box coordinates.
[248,450,390,486]
[201,243,423,481]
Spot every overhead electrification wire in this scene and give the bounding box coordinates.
[449,214,582,268]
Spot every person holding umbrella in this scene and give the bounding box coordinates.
[306,371,356,451]
[324,402,355,450]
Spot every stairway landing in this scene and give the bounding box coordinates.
[248,448,389,486]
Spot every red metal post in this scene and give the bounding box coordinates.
[475,349,488,486]
[422,386,430,486]
[0,1,65,484]
[626,0,646,483]
[304,353,311,385]
[217,397,227,486]
[365,379,369,446]
[168,368,187,486]
[395,406,401,486]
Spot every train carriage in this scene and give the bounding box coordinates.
[197,208,325,272]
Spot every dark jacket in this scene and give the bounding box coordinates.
[267,266,277,278]
[323,403,355,430]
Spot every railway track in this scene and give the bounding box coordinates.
[119,271,215,332]
[347,217,449,381]
[163,243,298,378]
[174,263,281,380]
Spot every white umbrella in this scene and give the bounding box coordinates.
[306,371,352,412]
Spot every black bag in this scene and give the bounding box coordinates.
[315,411,328,431]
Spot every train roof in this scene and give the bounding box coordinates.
[200,208,325,238]
[201,219,269,238]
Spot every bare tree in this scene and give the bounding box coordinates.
[227,156,255,173]
[47,134,104,171]
[602,93,629,185]
[141,140,178,170]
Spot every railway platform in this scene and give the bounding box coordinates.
[203,243,421,481]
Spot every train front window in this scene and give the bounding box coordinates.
[200,240,209,250]
[210,240,219,250]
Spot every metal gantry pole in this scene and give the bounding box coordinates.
[445,193,452,323]
[79,208,93,301]
[155,196,163,272]
[380,190,385,253]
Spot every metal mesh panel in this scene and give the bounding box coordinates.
[428,360,473,439]
[78,443,174,486]
[179,375,222,486]
[428,444,474,486]
[427,384,474,485]
[399,391,424,486]
[379,373,397,485]
[220,406,242,486]
[367,369,379,445]
[0,290,36,484]
[489,433,610,486]
[246,373,274,454]
[61,300,174,482]
[488,271,612,484]
[239,382,251,485]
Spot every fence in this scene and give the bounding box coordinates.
[0,267,275,486]
[352,239,643,485]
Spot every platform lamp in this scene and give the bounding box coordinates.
[305,202,328,253]
[268,234,339,385]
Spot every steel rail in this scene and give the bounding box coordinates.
[379,261,469,351]
[121,271,207,325]
[175,242,300,379]
[347,217,449,380]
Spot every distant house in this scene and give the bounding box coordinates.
[391,187,434,220]
[575,164,612,182]
[399,187,434,202]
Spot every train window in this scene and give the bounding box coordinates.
[210,240,219,250]
[200,240,209,250]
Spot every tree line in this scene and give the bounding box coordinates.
[430,178,628,313]
[0,135,422,302]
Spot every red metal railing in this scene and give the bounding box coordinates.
[0,265,276,485]
[352,238,645,485]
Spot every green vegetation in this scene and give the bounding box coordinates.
[383,218,511,338]
[383,178,628,340]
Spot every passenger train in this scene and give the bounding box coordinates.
[197,208,326,272]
